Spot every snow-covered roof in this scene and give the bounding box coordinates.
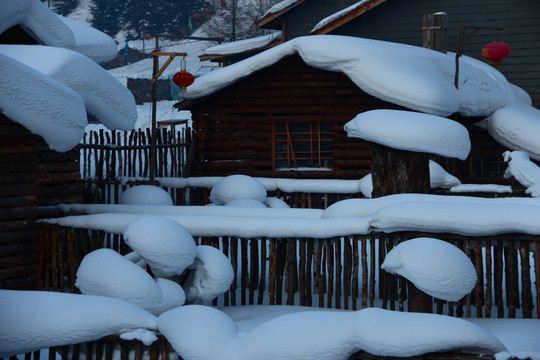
[310,0,383,34]
[260,0,305,19]
[204,32,281,56]
[0,0,117,64]
[179,35,540,161]
[0,0,136,152]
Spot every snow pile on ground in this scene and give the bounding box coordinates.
[158,305,506,360]
[0,0,136,152]
[382,238,477,301]
[503,150,540,197]
[345,109,471,160]
[0,290,158,357]
[120,185,174,206]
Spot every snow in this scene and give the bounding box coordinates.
[123,216,197,278]
[158,305,506,360]
[450,184,513,194]
[209,175,268,205]
[261,0,303,17]
[0,53,87,152]
[120,185,174,206]
[381,238,477,302]
[503,151,540,197]
[311,0,371,33]
[183,245,235,304]
[344,109,471,160]
[0,0,136,152]
[489,103,540,161]
[0,289,158,357]
[0,0,116,63]
[204,32,281,56]
[75,248,185,315]
[429,160,461,188]
[225,198,268,208]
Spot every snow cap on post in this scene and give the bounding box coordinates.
[344,110,471,160]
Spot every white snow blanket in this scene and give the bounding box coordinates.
[0,290,158,358]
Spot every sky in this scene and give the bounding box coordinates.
[1,0,540,360]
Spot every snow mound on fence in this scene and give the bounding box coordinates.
[123,215,196,278]
[120,185,173,206]
[210,175,267,205]
[381,237,477,302]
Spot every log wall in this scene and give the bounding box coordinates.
[0,115,81,290]
[183,55,405,179]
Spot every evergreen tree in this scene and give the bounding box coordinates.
[42,0,80,16]
[90,0,125,36]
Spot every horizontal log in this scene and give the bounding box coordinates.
[202,160,273,171]
[334,148,372,160]
[0,195,38,208]
[37,182,83,197]
[0,183,36,197]
[37,161,79,173]
[199,150,270,161]
[0,229,40,244]
[196,121,272,131]
[203,141,272,151]
[0,220,37,233]
[0,275,37,290]
[35,172,80,185]
[0,242,40,256]
[0,144,36,154]
[333,158,372,169]
[200,131,271,141]
[0,207,39,221]
[38,193,82,207]
[0,252,39,269]
[0,264,37,281]
[217,86,366,99]
[192,105,380,116]
[0,172,37,184]
[210,94,388,108]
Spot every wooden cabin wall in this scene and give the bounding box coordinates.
[0,115,82,290]
[187,55,405,179]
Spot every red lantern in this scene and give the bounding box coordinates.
[481,41,510,66]
[145,33,152,39]
[193,13,201,19]
[173,70,195,93]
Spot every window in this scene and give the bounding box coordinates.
[470,155,506,178]
[273,123,333,169]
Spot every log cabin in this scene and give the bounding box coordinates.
[176,34,531,186]
[0,0,137,289]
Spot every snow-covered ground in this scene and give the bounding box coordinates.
[2,1,540,360]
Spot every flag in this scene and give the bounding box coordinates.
[188,17,193,31]
[124,41,129,56]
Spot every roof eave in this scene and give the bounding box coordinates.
[256,0,308,29]
[310,0,387,35]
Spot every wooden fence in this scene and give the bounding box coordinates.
[11,224,536,360]
[78,125,191,204]
[37,225,539,318]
